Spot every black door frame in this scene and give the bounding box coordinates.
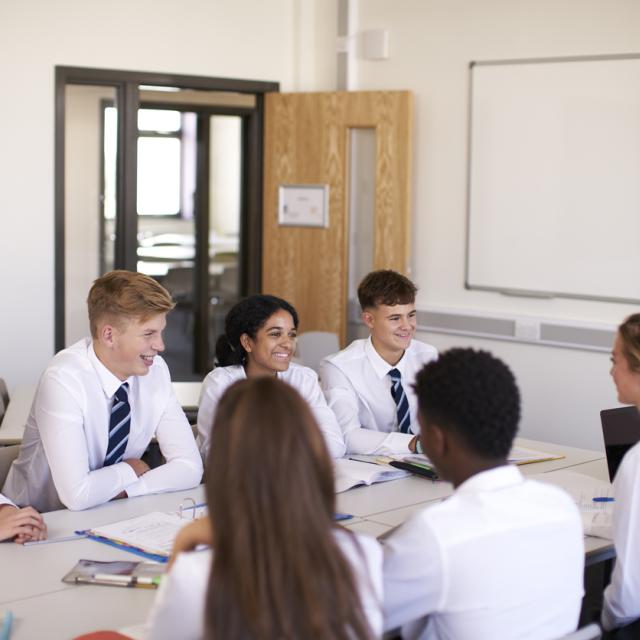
[54,66,278,355]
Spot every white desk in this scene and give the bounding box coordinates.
[171,381,201,410]
[0,449,613,639]
[0,384,36,445]
[0,382,203,445]
[0,487,206,607]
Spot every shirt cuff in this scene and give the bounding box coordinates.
[378,431,417,454]
[124,473,150,498]
[116,461,141,490]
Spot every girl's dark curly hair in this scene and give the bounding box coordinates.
[215,295,299,367]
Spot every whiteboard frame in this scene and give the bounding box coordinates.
[465,53,640,305]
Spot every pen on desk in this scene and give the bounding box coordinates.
[347,456,380,466]
[23,533,87,546]
[593,497,615,503]
[179,502,207,511]
[0,610,13,640]
[334,512,353,521]
[77,574,161,589]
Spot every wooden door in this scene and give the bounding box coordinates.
[262,91,412,345]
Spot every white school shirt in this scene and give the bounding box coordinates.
[319,337,438,454]
[2,339,203,513]
[383,465,584,640]
[145,528,383,640]
[602,440,640,630]
[196,363,346,460]
[0,494,15,507]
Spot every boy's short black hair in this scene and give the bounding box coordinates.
[357,270,417,310]
[414,348,520,459]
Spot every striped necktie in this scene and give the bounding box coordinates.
[388,368,411,433]
[104,382,131,466]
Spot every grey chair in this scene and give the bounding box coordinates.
[0,377,9,424]
[0,378,9,410]
[296,331,340,374]
[558,623,602,640]
[0,445,20,489]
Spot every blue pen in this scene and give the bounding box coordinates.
[593,497,615,503]
[180,502,207,511]
[0,610,13,640]
[334,512,353,521]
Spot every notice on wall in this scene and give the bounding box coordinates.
[278,184,329,228]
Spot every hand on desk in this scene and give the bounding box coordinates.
[0,504,47,543]
[169,517,213,569]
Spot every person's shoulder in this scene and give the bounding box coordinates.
[323,339,368,366]
[407,338,438,361]
[334,528,382,565]
[172,547,212,575]
[620,440,640,471]
[49,338,91,366]
[286,362,320,383]
[205,365,243,384]
[43,338,93,383]
[611,441,640,494]
[521,478,582,519]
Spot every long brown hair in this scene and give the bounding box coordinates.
[619,313,640,373]
[205,377,374,640]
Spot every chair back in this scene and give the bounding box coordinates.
[0,377,9,422]
[0,445,19,489]
[296,331,340,373]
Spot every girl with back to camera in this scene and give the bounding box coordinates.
[602,313,640,632]
[146,377,382,639]
[196,294,345,459]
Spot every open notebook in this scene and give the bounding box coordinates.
[80,505,207,562]
[334,458,408,493]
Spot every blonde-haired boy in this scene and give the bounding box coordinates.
[2,271,203,512]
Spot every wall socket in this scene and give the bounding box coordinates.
[514,318,541,341]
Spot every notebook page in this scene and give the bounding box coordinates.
[90,512,189,557]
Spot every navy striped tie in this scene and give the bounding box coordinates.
[105,383,131,466]
[388,368,411,433]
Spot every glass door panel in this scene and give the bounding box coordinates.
[208,115,242,368]
[135,106,198,380]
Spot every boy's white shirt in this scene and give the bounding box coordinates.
[320,336,438,454]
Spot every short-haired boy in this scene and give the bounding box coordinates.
[2,271,203,512]
[382,348,584,639]
[320,270,437,454]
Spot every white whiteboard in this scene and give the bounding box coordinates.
[467,55,640,304]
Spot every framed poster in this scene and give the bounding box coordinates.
[278,184,329,228]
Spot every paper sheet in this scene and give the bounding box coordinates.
[529,470,614,539]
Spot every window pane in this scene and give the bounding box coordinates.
[138,108,181,132]
[137,137,181,215]
[103,107,117,221]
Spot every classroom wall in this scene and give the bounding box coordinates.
[3,0,638,451]
[348,0,640,450]
[0,0,336,388]
[65,85,115,345]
